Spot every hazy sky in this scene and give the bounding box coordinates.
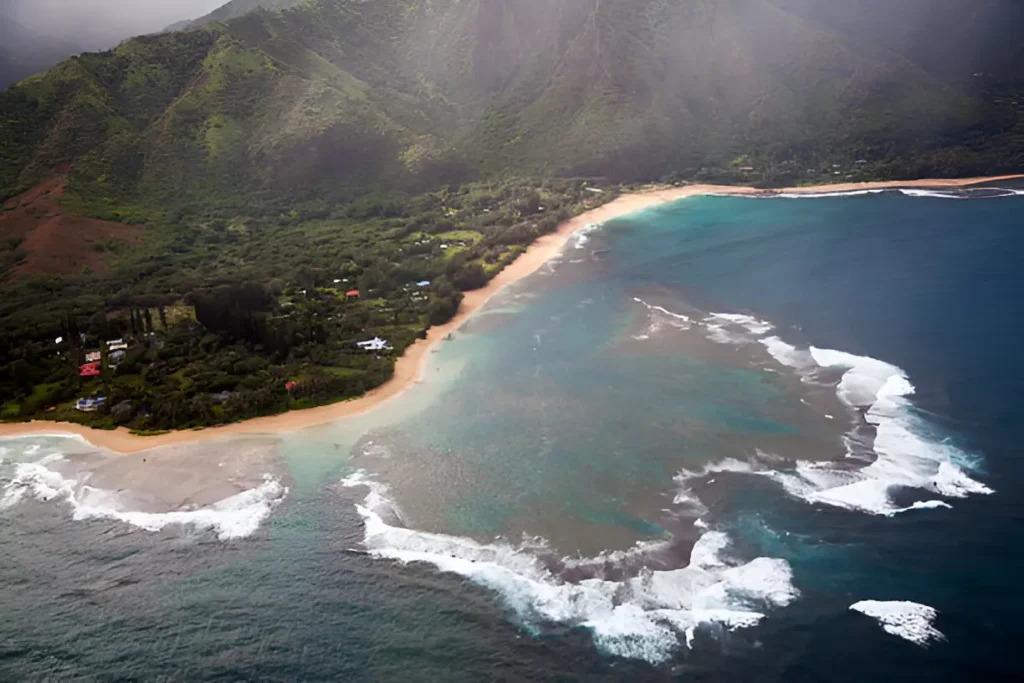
[9,0,226,48]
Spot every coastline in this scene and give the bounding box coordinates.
[1,173,1021,453]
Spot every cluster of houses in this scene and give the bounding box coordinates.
[74,339,134,409]
[78,338,131,377]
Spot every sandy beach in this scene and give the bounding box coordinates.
[1,173,1021,453]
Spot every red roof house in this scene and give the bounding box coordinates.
[345,289,361,298]
[79,362,101,377]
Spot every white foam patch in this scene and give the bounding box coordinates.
[898,189,965,199]
[632,297,692,337]
[755,346,994,514]
[702,312,773,344]
[850,600,944,646]
[673,459,757,512]
[341,471,797,664]
[760,336,817,373]
[1,459,286,540]
[561,538,674,570]
[572,223,601,250]
[771,189,887,199]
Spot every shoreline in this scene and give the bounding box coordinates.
[2,173,1021,453]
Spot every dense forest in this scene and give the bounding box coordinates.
[0,0,1022,431]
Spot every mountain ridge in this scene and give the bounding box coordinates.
[5,0,1019,216]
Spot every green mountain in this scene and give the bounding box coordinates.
[5,0,1020,215]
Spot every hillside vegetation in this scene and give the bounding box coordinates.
[0,0,1021,431]
[4,0,1022,210]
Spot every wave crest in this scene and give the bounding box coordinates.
[340,471,797,663]
[850,600,944,646]
[1,457,287,540]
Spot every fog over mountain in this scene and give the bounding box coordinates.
[0,0,225,87]
[5,0,223,50]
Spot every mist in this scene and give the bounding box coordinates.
[7,0,226,50]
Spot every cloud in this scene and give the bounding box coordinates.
[9,0,226,49]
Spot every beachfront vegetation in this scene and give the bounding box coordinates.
[0,0,1022,430]
[0,177,612,431]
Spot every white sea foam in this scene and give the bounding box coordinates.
[897,189,965,199]
[341,471,797,663]
[561,538,674,570]
[673,459,757,510]
[850,600,944,646]
[708,313,774,335]
[751,187,1023,201]
[770,189,887,199]
[632,297,692,336]
[702,312,773,344]
[753,345,994,514]
[759,336,817,373]
[573,223,601,250]
[632,298,691,323]
[674,303,996,515]
[886,500,953,516]
[897,187,1022,200]
[1,458,287,539]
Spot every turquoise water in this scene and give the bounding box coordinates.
[2,186,1023,679]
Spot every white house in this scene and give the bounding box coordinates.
[356,337,392,351]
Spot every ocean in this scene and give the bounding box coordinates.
[2,186,1023,681]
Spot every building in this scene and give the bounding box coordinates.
[79,362,101,377]
[356,337,392,351]
[75,396,106,412]
[85,350,102,363]
[346,289,361,298]
[415,280,431,288]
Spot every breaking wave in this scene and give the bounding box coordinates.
[635,306,997,516]
[897,188,1023,200]
[340,470,798,664]
[673,459,757,515]
[755,187,1021,201]
[1,455,287,540]
[572,223,601,249]
[763,346,993,514]
[630,299,776,344]
[631,297,692,338]
[850,600,944,646]
[702,312,774,343]
[770,189,887,199]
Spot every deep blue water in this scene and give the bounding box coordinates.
[599,191,1024,678]
[2,189,1022,680]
